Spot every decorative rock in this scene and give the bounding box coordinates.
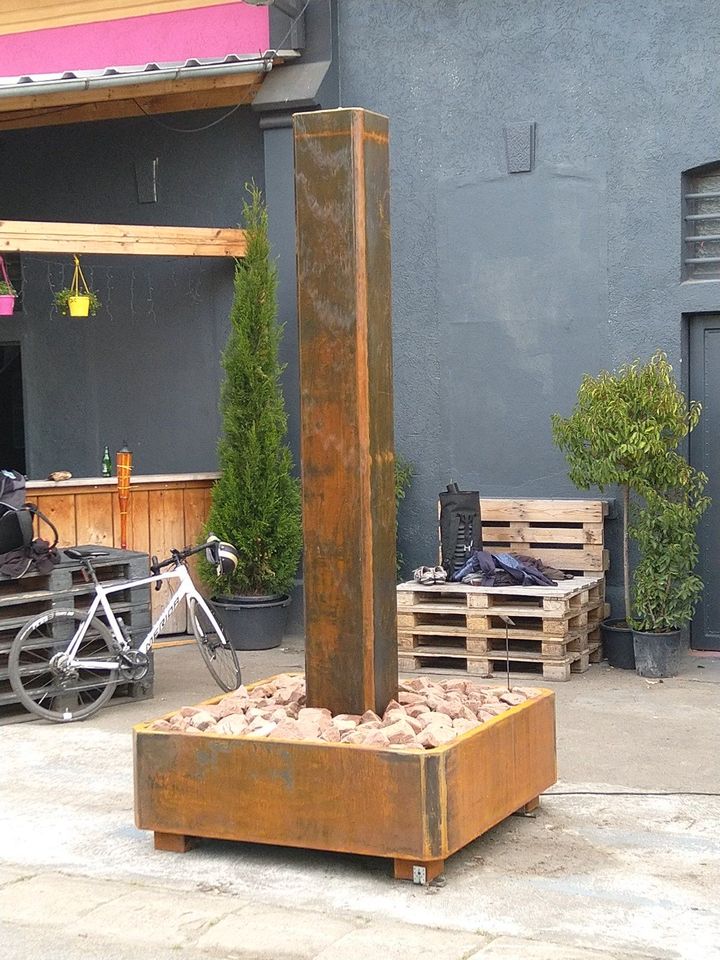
[272,718,304,740]
[361,710,382,724]
[482,702,511,716]
[418,725,456,748]
[452,718,481,734]
[247,721,277,738]
[500,691,527,706]
[298,707,332,728]
[382,719,418,744]
[405,703,430,719]
[149,719,173,732]
[165,678,541,752]
[398,691,426,705]
[381,709,407,726]
[320,726,342,743]
[332,718,358,733]
[187,711,216,731]
[216,714,250,735]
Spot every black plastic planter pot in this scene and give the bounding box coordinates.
[600,619,636,670]
[211,594,290,651]
[633,629,683,679]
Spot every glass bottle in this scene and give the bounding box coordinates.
[101,445,112,478]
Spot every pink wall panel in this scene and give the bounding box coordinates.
[0,4,270,78]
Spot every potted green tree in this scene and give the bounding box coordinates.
[552,351,704,669]
[201,185,302,650]
[631,475,709,677]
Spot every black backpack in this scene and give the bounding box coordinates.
[0,470,60,578]
[439,482,482,579]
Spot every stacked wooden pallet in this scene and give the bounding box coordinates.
[0,547,152,718]
[398,497,610,681]
[397,577,605,681]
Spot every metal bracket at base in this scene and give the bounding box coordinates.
[412,865,427,885]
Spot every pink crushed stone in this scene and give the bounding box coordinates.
[151,675,541,750]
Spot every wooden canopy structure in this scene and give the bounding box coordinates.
[0,67,269,132]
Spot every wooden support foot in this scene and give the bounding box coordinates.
[154,831,191,853]
[393,858,445,884]
[514,795,540,816]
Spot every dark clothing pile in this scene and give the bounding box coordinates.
[452,550,573,588]
[0,537,59,579]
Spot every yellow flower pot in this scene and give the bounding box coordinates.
[68,295,90,317]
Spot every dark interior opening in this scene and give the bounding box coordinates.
[0,343,26,474]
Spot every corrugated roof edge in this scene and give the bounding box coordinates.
[0,51,299,90]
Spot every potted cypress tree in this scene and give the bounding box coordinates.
[552,352,704,669]
[202,185,302,650]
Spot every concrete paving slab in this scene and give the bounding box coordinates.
[0,873,136,925]
[197,903,360,957]
[313,920,488,959]
[73,885,246,947]
[2,645,719,960]
[469,938,660,959]
[0,867,27,887]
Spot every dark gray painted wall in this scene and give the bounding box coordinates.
[335,0,720,610]
[0,107,264,479]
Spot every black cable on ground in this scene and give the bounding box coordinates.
[543,790,720,798]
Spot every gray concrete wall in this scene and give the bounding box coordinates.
[0,107,264,479]
[336,0,720,607]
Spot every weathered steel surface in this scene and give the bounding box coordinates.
[133,681,557,866]
[293,108,398,716]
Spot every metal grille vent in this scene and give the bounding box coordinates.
[683,170,720,279]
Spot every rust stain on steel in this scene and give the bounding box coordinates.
[293,108,398,716]
[294,129,388,143]
[351,109,374,709]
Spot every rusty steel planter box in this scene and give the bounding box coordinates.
[134,678,557,880]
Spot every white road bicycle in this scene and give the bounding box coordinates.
[8,538,241,722]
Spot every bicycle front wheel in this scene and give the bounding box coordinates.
[189,598,241,692]
[9,610,119,722]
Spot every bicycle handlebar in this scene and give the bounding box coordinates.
[149,541,210,577]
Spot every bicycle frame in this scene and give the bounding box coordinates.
[65,562,221,670]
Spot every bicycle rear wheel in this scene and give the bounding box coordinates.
[189,598,241,692]
[8,610,119,722]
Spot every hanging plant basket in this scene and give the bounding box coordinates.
[0,256,17,316]
[54,255,100,318]
[68,295,91,317]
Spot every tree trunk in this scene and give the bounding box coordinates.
[622,484,631,623]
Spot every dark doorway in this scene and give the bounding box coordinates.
[688,316,720,650]
[0,344,26,474]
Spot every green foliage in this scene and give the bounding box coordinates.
[394,453,414,574]
[552,351,709,627]
[631,482,709,632]
[0,280,16,296]
[551,352,701,495]
[202,184,302,597]
[54,287,101,316]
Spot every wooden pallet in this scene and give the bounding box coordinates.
[397,576,604,681]
[397,648,590,682]
[439,498,610,578]
[0,547,153,717]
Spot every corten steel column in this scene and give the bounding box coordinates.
[294,108,398,716]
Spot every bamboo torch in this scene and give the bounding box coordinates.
[116,446,133,550]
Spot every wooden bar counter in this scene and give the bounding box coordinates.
[26,473,217,632]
